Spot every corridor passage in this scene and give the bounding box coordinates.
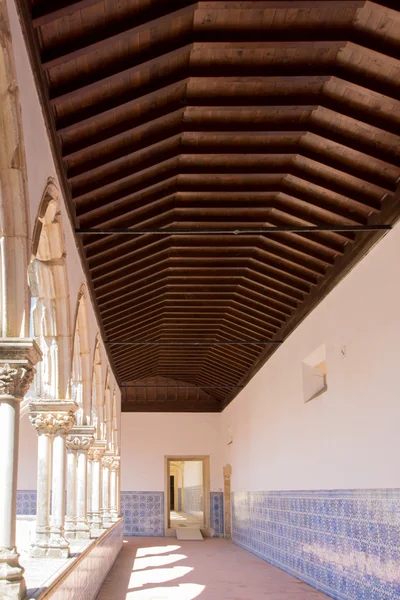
[96,537,329,600]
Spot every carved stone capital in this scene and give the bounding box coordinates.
[66,425,96,452]
[110,456,120,471]
[29,399,78,435]
[89,440,107,462]
[102,454,114,469]
[0,338,41,399]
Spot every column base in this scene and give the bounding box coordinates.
[101,509,113,528]
[0,547,26,600]
[90,512,105,538]
[110,510,119,522]
[31,526,70,558]
[30,542,69,559]
[64,518,77,540]
[75,520,91,539]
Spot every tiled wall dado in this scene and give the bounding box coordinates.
[210,492,224,537]
[121,491,224,537]
[17,490,37,515]
[184,484,203,520]
[38,520,124,600]
[232,489,400,600]
[121,492,164,536]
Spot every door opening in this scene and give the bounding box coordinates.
[170,475,175,511]
[165,456,210,535]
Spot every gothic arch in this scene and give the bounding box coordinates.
[28,180,71,400]
[111,388,119,455]
[0,0,30,338]
[104,369,112,448]
[91,335,103,439]
[70,285,91,425]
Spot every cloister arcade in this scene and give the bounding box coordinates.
[0,2,121,595]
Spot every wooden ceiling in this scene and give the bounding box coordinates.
[17,0,400,411]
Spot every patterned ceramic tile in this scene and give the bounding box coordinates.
[184,484,203,520]
[211,492,224,537]
[232,489,400,600]
[120,492,164,536]
[17,490,37,515]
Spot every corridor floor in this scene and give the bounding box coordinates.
[96,537,330,600]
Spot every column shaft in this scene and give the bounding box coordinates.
[65,449,77,539]
[109,468,118,521]
[0,339,41,599]
[87,458,92,523]
[76,451,90,538]
[50,434,69,557]
[0,399,25,599]
[31,433,52,555]
[102,464,111,527]
[91,459,102,533]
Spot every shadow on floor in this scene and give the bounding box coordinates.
[96,536,330,600]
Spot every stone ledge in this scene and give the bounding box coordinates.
[23,519,123,599]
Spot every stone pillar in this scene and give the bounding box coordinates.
[109,456,120,522]
[89,440,106,537]
[0,339,41,600]
[65,443,77,539]
[87,455,92,524]
[101,452,113,528]
[66,426,95,539]
[223,464,232,539]
[29,400,77,558]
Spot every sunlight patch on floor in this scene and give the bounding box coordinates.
[127,583,205,599]
[133,554,187,571]
[129,565,193,588]
[136,546,181,557]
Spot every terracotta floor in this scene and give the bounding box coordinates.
[96,536,330,600]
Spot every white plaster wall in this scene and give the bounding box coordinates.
[121,413,223,492]
[17,414,38,489]
[6,0,121,489]
[184,461,203,488]
[221,222,400,493]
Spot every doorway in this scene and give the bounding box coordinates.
[164,456,210,536]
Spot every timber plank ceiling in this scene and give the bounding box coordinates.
[17,0,400,411]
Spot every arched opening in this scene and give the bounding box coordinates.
[104,369,112,448]
[111,389,119,456]
[0,0,30,339]
[91,336,103,439]
[71,286,91,425]
[28,181,71,401]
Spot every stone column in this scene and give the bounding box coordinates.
[0,339,41,600]
[66,426,95,539]
[109,456,120,522]
[87,455,92,524]
[89,440,106,537]
[101,452,114,528]
[65,442,77,539]
[223,464,232,539]
[29,400,77,558]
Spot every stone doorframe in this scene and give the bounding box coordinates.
[164,455,210,537]
[223,464,232,538]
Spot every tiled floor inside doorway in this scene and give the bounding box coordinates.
[170,510,203,529]
[96,536,330,599]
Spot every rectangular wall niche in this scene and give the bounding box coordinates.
[302,344,327,403]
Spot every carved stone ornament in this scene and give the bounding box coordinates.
[29,399,78,435]
[102,455,114,468]
[110,457,120,471]
[0,363,36,398]
[30,412,75,435]
[66,435,94,451]
[90,448,105,462]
